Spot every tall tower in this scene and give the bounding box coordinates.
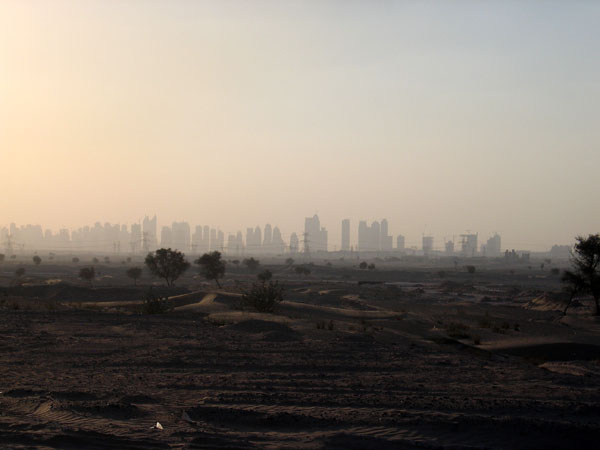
[341,219,350,252]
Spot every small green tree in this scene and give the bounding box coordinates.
[126,267,143,286]
[562,234,600,315]
[79,267,95,286]
[33,255,42,266]
[243,257,260,271]
[195,251,226,288]
[145,248,190,287]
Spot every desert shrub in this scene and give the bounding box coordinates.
[257,269,272,283]
[327,319,335,330]
[142,291,172,314]
[15,267,25,278]
[92,257,99,264]
[241,280,284,313]
[316,320,325,329]
[359,261,368,270]
[243,257,260,271]
[126,267,143,286]
[466,265,476,274]
[32,255,42,266]
[367,263,376,270]
[79,267,95,285]
[446,322,470,339]
[72,257,80,264]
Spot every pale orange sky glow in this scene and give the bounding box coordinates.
[1,1,599,250]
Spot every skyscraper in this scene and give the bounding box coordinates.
[142,215,157,250]
[289,232,299,254]
[341,219,350,252]
[304,215,327,252]
[396,235,405,251]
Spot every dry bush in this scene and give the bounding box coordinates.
[241,280,284,313]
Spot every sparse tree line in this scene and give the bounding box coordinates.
[4,234,599,316]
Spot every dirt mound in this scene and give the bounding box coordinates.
[526,292,569,311]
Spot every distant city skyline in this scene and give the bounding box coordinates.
[0,215,576,255]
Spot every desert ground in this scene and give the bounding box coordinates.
[1,256,599,449]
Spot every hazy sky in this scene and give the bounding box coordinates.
[1,1,599,250]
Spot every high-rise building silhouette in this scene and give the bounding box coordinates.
[461,233,478,257]
[263,224,272,253]
[160,226,172,248]
[396,235,405,251]
[271,227,285,254]
[358,219,391,252]
[482,233,501,257]
[380,219,393,251]
[289,232,299,254]
[142,215,157,250]
[422,235,433,255]
[304,215,327,252]
[341,219,350,252]
[171,222,191,252]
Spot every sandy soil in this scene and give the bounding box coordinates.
[1,265,599,449]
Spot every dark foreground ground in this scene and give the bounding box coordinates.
[1,306,599,449]
[1,260,600,449]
